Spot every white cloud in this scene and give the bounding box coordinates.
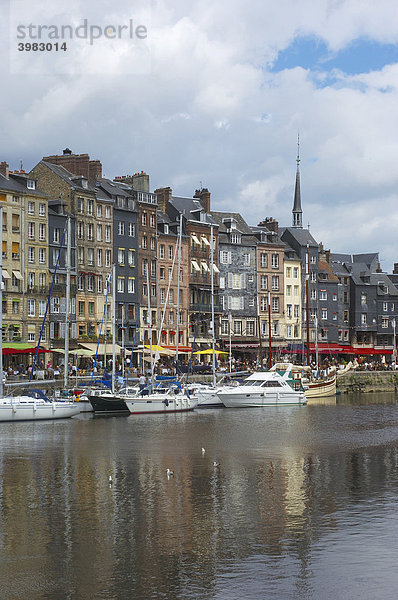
[1,0,398,268]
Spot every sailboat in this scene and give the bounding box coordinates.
[0,212,80,422]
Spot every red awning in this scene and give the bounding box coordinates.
[354,347,392,355]
[2,347,48,355]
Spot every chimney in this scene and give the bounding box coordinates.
[89,160,102,182]
[43,151,92,179]
[114,172,150,192]
[376,261,383,273]
[257,217,278,234]
[193,188,211,213]
[0,161,9,179]
[154,187,172,213]
[393,263,398,275]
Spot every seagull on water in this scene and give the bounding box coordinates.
[213,461,219,467]
[166,468,174,477]
[109,475,113,484]
[201,447,206,455]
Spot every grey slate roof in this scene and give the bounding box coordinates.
[279,226,319,247]
[170,196,217,225]
[41,161,96,192]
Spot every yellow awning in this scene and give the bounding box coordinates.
[12,271,23,280]
[2,270,10,279]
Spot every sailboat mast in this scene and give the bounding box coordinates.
[268,290,272,368]
[210,224,216,387]
[0,206,3,396]
[175,213,183,371]
[64,215,71,389]
[146,261,153,379]
[112,263,116,393]
[306,243,310,366]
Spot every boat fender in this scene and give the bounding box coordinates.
[164,398,169,407]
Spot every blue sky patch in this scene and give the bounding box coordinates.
[271,36,398,76]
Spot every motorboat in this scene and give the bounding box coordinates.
[216,364,306,407]
[0,390,80,422]
[194,372,250,408]
[269,363,337,399]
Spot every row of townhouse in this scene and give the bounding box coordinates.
[2,147,398,360]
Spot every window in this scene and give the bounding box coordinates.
[229,297,244,310]
[78,275,85,291]
[87,199,94,215]
[231,233,241,244]
[271,321,279,336]
[39,203,45,216]
[221,320,229,335]
[234,320,242,335]
[286,267,292,278]
[77,222,84,239]
[286,304,292,318]
[51,298,60,313]
[271,254,279,269]
[344,330,349,341]
[78,247,84,264]
[78,301,85,316]
[260,253,267,268]
[243,253,250,266]
[87,276,94,292]
[310,289,317,300]
[219,276,225,289]
[361,293,367,305]
[97,249,102,267]
[247,321,255,336]
[38,248,45,264]
[105,205,111,219]
[160,288,165,304]
[310,272,317,282]
[294,286,299,297]
[260,297,267,311]
[220,251,231,264]
[128,223,135,237]
[78,197,84,213]
[117,221,125,236]
[159,244,165,259]
[97,205,102,218]
[105,225,111,242]
[333,293,337,302]
[28,222,35,239]
[128,249,135,266]
[150,213,155,227]
[286,325,292,338]
[128,278,135,294]
[142,212,147,226]
[344,310,349,323]
[260,275,267,290]
[361,313,367,325]
[97,225,102,241]
[271,276,279,291]
[383,302,388,312]
[87,223,93,241]
[231,273,241,290]
[27,179,36,190]
[105,249,111,267]
[53,228,60,243]
[118,277,125,293]
[87,248,94,266]
[168,245,173,260]
[294,305,299,318]
[321,308,327,320]
[97,277,103,293]
[319,290,327,300]
[142,236,147,249]
[310,255,316,264]
[293,267,299,278]
[169,311,174,325]
[118,248,125,264]
[39,223,45,241]
[88,302,95,316]
[272,297,279,312]
[286,285,291,296]
[150,237,156,251]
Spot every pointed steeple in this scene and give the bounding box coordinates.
[292,133,303,228]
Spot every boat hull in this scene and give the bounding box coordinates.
[125,394,198,414]
[217,388,306,408]
[88,394,130,415]
[305,376,336,399]
[195,387,225,408]
[0,398,80,422]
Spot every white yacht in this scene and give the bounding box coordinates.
[0,393,81,422]
[216,364,306,407]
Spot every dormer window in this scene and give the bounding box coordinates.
[230,233,241,244]
[27,179,36,190]
[164,224,169,234]
[82,179,88,189]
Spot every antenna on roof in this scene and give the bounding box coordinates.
[296,132,300,171]
[20,159,23,170]
[199,180,203,190]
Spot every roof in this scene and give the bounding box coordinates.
[170,196,217,225]
[40,161,96,192]
[0,173,47,197]
[279,226,319,248]
[318,259,339,283]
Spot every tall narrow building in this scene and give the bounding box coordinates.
[292,137,303,229]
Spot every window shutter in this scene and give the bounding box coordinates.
[227,296,232,309]
[71,298,76,314]
[228,273,233,289]
[240,297,244,310]
[50,298,55,313]
[228,251,232,264]
[240,273,246,288]
[49,322,54,339]
[60,297,66,313]
[60,322,66,338]
[71,322,77,339]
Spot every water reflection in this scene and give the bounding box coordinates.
[1,394,398,599]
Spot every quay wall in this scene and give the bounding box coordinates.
[337,371,398,394]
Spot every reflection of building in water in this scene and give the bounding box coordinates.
[2,420,398,597]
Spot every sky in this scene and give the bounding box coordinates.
[2,0,398,270]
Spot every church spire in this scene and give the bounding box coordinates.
[292,133,303,228]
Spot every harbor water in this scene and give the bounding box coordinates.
[1,393,398,599]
